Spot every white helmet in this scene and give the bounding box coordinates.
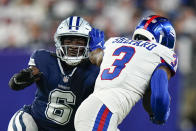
[54,16,92,66]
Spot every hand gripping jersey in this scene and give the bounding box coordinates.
[23,49,99,131]
[93,37,178,124]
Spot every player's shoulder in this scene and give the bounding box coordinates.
[29,49,56,66]
[105,37,130,46]
[78,60,100,87]
[31,49,53,58]
[80,59,100,72]
[153,43,172,52]
[153,44,176,59]
[153,44,178,75]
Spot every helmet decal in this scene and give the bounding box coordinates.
[68,16,81,30]
[69,16,73,30]
[76,17,81,30]
[143,15,160,29]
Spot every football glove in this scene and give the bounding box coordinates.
[89,28,105,52]
[9,68,42,90]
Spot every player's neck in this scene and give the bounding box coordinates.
[61,61,77,71]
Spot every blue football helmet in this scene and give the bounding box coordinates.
[132,15,176,50]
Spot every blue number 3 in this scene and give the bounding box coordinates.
[101,46,135,80]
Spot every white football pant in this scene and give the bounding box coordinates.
[8,110,38,131]
[75,95,120,131]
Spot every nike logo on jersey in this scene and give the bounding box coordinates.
[97,42,103,47]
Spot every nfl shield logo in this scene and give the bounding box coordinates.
[63,76,69,83]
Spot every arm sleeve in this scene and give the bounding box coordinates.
[150,68,170,124]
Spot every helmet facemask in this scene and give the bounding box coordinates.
[56,35,89,66]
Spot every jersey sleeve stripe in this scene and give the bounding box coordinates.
[28,58,36,66]
[92,104,112,131]
[103,110,112,131]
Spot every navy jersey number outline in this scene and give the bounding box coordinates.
[101,46,135,80]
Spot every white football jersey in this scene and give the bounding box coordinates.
[92,37,178,124]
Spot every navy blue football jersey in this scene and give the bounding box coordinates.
[22,49,100,131]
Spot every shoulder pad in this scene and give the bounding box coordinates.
[154,46,178,75]
[28,49,53,66]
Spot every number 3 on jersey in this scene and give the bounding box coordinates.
[101,46,135,80]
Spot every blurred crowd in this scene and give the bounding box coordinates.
[1,0,196,130]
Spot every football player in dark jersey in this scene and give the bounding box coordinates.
[8,16,104,131]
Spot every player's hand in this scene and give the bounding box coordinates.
[150,108,170,125]
[15,68,34,83]
[89,28,105,52]
[15,68,42,84]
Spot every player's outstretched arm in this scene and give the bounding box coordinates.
[89,28,105,66]
[143,65,172,125]
[150,66,171,124]
[89,48,104,67]
[9,66,42,91]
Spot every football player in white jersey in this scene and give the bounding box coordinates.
[74,15,178,131]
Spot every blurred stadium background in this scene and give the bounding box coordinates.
[0,0,196,130]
